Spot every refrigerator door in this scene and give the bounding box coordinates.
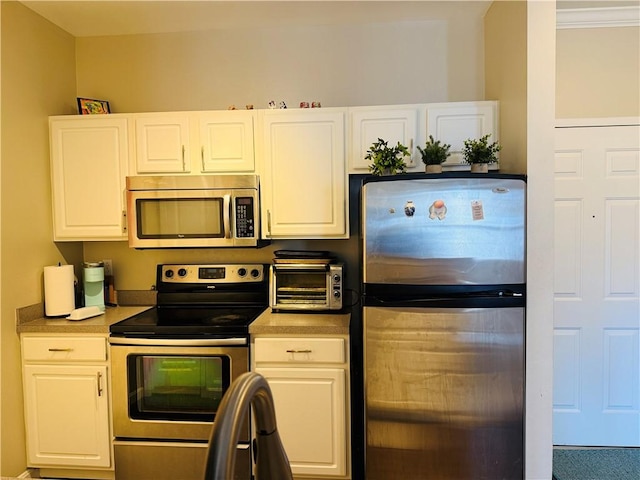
[362,175,526,285]
[364,306,524,480]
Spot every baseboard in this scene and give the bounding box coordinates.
[17,469,39,478]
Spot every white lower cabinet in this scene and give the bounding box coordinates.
[21,335,112,474]
[253,337,350,478]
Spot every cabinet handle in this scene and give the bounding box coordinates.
[97,372,103,397]
[182,145,186,171]
[122,210,127,233]
[286,349,312,354]
[201,146,205,171]
[266,210,272,236]
[48,348,73,352]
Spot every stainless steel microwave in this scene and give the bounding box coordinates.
[126,175,267,248]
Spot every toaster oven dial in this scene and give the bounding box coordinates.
[237,268,247,277]
[250,268,261,278]
[178,268,187,277]
[333,274,341,283]
[333,289,341,298]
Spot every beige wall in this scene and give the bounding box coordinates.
[77,15,487,290]
[0,1,81,475]
[75,17,485,113]
[484,0,528,175]
[556,26,640,118]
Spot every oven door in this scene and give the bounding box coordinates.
[110,339,249,441]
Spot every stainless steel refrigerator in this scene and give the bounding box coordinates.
[362,173,526,480]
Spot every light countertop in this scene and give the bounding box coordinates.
[17,305,153,334]
[17,305,351,336]
[250,308,350,336]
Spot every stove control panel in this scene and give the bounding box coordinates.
[160,264,266,283]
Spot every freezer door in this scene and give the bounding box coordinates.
[362,175,526,285]
[364,306,524,480]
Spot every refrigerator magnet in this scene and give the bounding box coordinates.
[429,200,447,220]
[404,201,416,217]
[471,200,484,220]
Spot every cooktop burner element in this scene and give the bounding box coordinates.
[110,264,269,339]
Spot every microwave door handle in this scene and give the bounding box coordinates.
[223,194,231,239]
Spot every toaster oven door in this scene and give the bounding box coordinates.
[270,264,333,311]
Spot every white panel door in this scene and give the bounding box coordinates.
[134,113,190,173]
[348,106,420,172]
[260,109,347,238]
[23,365,111,467]
[198,111,256,172]
[553,122,640,446]
[256,367,346,477]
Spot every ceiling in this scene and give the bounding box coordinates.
[19,0,639,38]
[20,1,496,37]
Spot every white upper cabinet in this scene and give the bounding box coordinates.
[131,111,256,175]
[198,110,256,172]
[49,115,129,241]
[134,113,191,173]
[259,108,348,239]
[425,101,499,169]
[348,105,423,173]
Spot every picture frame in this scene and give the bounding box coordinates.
[77,97,110,115]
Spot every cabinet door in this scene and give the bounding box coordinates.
[198,111,256,172]
[425,101,498,168]
[261,109,347,238]
[349,106,421,172]
[23,364,110,468]
[50,117,128,240]
[256,367,346,477]
[134,114,190,173]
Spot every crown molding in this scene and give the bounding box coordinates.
[557,6,640,29]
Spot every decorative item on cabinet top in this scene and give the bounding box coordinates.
[462,134,502,173]
[77,97,110,115]
[418,135,451,173]
[366,137,411,176]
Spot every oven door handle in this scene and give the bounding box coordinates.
[109,337,248,347]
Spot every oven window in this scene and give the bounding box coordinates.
[137,198,224,239]
[275,270,327,304]
[127,355,230,421]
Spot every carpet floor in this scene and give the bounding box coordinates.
[553,447,640,480]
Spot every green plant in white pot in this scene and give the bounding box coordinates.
[366,138,410,176]
[418,135,451,173]
[462,134,502,173]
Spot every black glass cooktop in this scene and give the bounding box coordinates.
[109,305,267,338]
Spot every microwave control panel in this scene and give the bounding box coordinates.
[235,197,255,238]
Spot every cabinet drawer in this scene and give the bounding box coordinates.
[254,337,345,364]
[22,336,107,362]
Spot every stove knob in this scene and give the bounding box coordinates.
[165,269,174,278]
[250,268,261,278]
[238,268,247,277]
[178,268,187,277]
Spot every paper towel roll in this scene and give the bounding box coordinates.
[44,264,75,316]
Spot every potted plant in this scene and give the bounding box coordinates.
[417,135,451,173]
[365,138,411,176]
[462,134,502,173]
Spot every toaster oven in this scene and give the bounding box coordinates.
[270,262,343,312]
